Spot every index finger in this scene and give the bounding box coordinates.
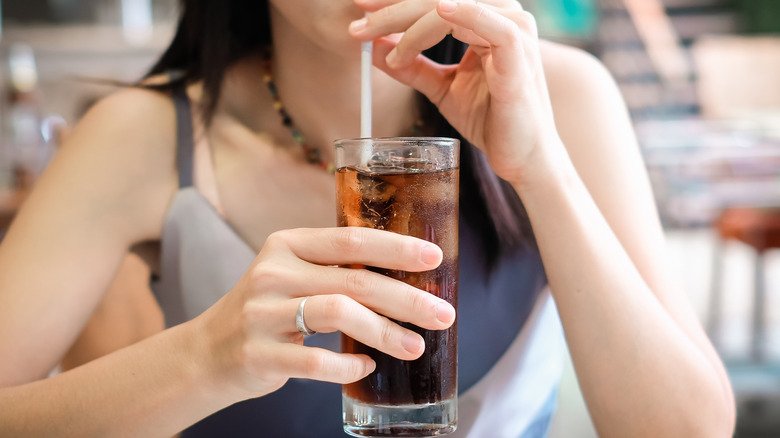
[267,227,443,271]
[349,0,437,41]
[385,10,452,69]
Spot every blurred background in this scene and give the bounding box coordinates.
[0,0,778,436]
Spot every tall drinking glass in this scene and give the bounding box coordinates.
[335,137,460,437]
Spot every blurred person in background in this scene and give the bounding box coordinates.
[0,0,735,436]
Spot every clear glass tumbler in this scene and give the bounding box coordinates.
[335,137,460,437]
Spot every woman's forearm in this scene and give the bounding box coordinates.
[0,320,237,437]
[514,144,733,437]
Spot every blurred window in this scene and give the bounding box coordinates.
[1,0,177,26]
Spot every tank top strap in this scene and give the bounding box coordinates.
[172,83,195,188]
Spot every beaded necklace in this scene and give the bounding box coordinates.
[260,54,425,174]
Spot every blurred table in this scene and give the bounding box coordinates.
[637,118,780,228]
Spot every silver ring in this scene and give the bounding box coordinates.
[295,297,316,336]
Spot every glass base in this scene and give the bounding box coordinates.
[343,396,457,437]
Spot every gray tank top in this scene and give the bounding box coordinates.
[152,85,556,437]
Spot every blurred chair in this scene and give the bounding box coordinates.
[709,207,780,361]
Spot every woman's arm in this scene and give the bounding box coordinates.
[353,1,735,435]
[0,88,237,436]
[0,88,456,434]
[0,225,457,436]
[516,42,735,437]
[0,319,237,437]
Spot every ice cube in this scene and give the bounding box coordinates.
[367,150,430,173]
[357,172,396,202]
[354,173,397,230]
[337,168,369,227]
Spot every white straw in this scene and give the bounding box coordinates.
[360,40,373,138]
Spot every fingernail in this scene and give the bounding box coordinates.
[402,333,424,355]
[439,0,458,13]
[435,302,456,324]
[349,18,367,34]
[386,49,400,68]
[420,244,442,265]
[364,358,376,375]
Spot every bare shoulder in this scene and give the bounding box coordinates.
[539,40,620,105]
[539,40,605,73]
[538,41,635,155]
[73,86,176,156]
[47,86,179,241]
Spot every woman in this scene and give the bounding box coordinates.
[0,0,734,436]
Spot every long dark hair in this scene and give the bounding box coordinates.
[145,0,533,266]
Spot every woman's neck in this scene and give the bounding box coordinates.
[219,9,419,164]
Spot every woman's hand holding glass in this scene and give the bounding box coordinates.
[350,0,561,187]
[195,227,455,399]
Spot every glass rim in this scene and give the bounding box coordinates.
[334,136,459,147]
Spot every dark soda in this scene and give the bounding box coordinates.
[336,165,459,406]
